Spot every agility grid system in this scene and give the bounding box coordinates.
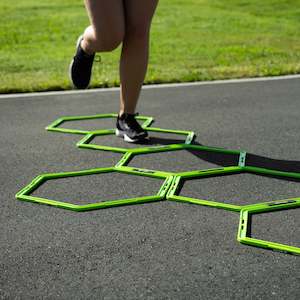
[16,113,300,256]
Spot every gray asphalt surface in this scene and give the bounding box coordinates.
[1,78,300,299]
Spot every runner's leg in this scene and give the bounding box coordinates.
[119,0,159,115]
[81,0,125,54]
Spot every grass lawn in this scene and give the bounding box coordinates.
[1,0,300,93]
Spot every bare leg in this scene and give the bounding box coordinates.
[81,0,125,54]
[119,0,159,115]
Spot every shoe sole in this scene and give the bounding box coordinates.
[68,35,90,90]
[115,129,147,143]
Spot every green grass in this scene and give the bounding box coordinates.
[1,0,300,93]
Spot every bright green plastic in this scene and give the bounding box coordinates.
[115,165,173,179]
[46,113,154,135]
[105,143,242,172]
[238,199,300,255]
[115,152,133,167]
[129,143,241,156]
[76,127,195,153]
[167,167,244,212]
[16,167,173,211]
[19,111,300,257]
[167,165,300,212]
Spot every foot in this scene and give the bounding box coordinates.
[116,113,148,143]
[69,35,95,89]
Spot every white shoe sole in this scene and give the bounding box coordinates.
[115,128,147,143]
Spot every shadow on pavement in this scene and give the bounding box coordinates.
[133,136,300,184]
[131,136,185,146]
[187,141,300,174]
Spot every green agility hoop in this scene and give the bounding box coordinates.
[16,167,174,212]
[120,144,242,175]
[46,113,154,135]
[167,165,300,212]
[76,127,195,154]
[167,167,244,212]
[238,199,300,255]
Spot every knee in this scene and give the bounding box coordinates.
[88,28,124,52]
[124,24,150,41]
[95,35,124,52]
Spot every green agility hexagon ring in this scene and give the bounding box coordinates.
[46,113,154,135]
[16,167,174,212]
[237,199,300,255]
[167,165,300,212]
[76,127,195,153]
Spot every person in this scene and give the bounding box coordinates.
[69,0,159,143]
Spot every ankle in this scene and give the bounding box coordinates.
[80,39,95,56]
[119,110,136,117]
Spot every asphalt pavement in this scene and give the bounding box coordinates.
[0,77,299,299]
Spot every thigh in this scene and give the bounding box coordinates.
[123,0,159,34]
[84,0,125,40]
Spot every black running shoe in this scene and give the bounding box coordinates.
[69,35,95,89]
[116,113,148,143]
